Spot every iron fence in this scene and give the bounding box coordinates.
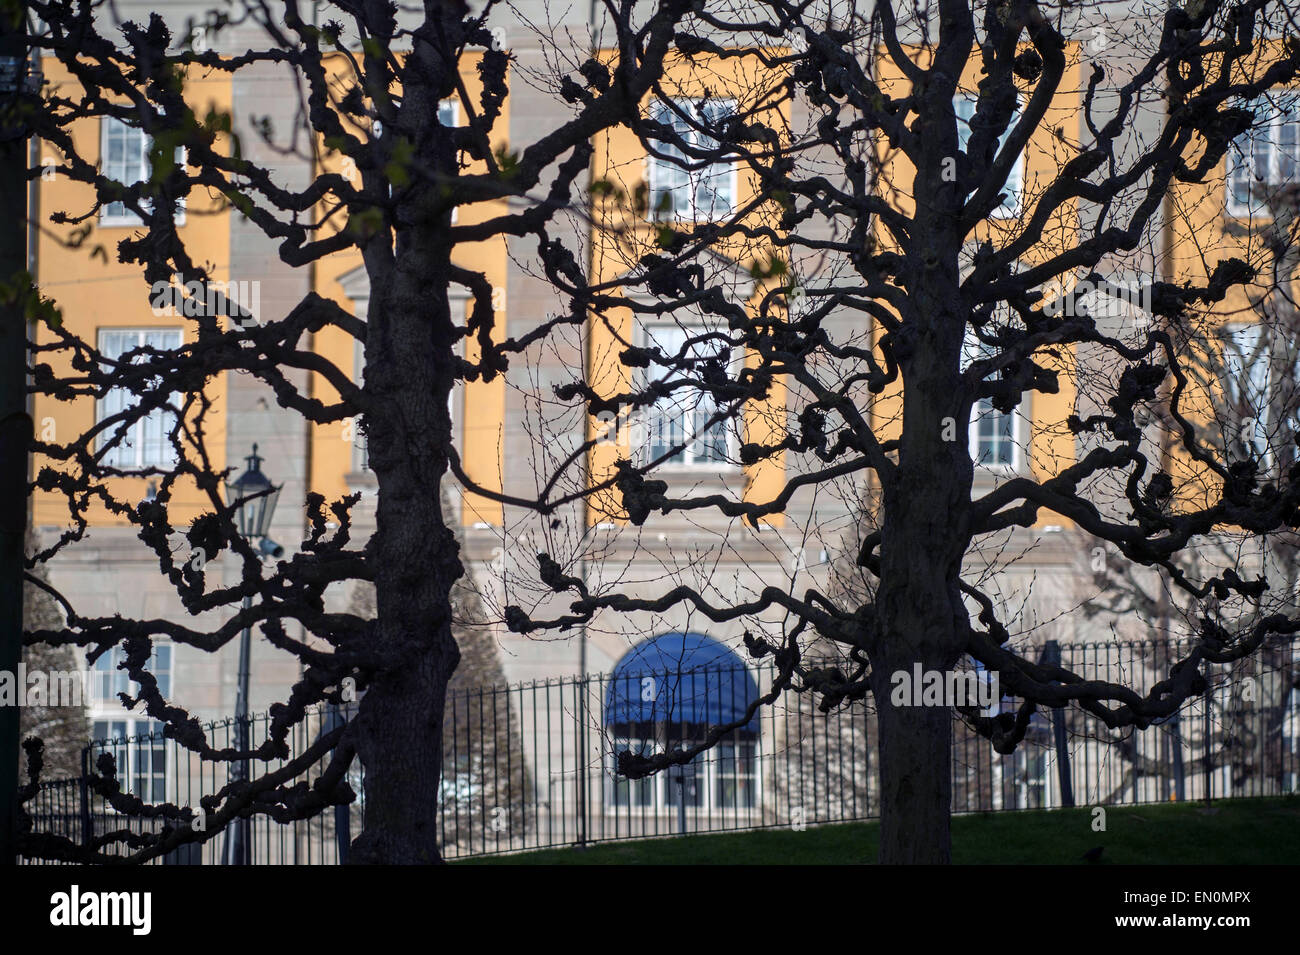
[19,636,1300,863]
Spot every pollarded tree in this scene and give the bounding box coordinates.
[14,0,701,863]
[345,490,532,852]
[1086,177,1300,796]
[508,0,1300,862]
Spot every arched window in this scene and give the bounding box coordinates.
[604,633,760,813]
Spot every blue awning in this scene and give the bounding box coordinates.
[604,633,759,732]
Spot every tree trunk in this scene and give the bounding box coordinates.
[344,5,465,865]
[347,250,462,862]
[347,225,464,866]
[870,316,970,863]
[873,686,953,863]
[349,645,456,863]
[348,236,462,862]
[869,160,972,860]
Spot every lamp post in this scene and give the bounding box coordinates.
[221,444,281,866]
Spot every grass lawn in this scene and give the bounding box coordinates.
[460,795,1300,864]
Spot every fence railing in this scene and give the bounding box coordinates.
[19,636,1300,863]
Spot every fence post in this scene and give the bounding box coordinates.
[78,744,92,851]
[1042,641,1074,808]
[1203,680,1213,804]
[576,673,587,848]
[1171,710,1186,802]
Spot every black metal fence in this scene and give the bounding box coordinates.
[19,636,1300,863]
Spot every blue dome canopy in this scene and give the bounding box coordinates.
[605,633,759,732]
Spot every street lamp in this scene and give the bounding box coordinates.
[221,444,281,866]
[225,443,282,549]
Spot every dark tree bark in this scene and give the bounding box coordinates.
[872,688,953,863]
[16,0,688,864]
[516,0,1300,866]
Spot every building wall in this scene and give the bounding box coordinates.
[26,2,1278,740]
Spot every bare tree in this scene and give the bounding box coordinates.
[345,491,531,852]
[17,0,697,863]
[506,0,1300,863]
[1087,180,1300,797]
[15,0,1300,868]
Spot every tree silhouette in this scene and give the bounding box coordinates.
[508,0,1300,863]
[16,0,698,863]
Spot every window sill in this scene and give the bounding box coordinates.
[345,469,377,491]
[647,211,734,226]
[970,465,1025,491]
[98,212,188,229]
[1224,207,1280,225]
[644,462,739,475]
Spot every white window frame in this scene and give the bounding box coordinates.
[95,327,184,471]
[962,329,1026,474]
[437,99,458,130]
[375,99,457,137]
[1227,95,1300,218]
[646,98,739,223]
[440,99,459,223]
[90,641,172,710]
[955,93,1023,218]
[89,717,171,803]
[639,321,736,470]
[88,641,172,804]
[969,397,1022,472]
[99,117,187,227]
[1219,321,1295,468]
[605,731,761,814]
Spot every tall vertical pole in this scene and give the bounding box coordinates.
[223,594,252,864]
[1203,684,1213,804]
[0,1,31,867]
[1042,641,1074,808]
[576,560,587,849]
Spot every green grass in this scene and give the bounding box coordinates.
[460,795,1300,864]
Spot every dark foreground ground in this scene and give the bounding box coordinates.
[461,796,1300,864]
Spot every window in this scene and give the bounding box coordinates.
[604,633,761,815]
[374,100,456,139]
[372,102,458,215]
[647,99,736,221]
[439,100,458,223]
[99,117,186,225]
[643,323,731,467]
[1014,745,1048,809]
[88,642,172,802]
[955,93,1023,217]
[1219,322,1298,466]
[1227,95,1300,217]
[90,719,168,802]
[352,337,369,473]
[714,737,757,809]
[609,734,662,809]
[962,330,1022,470]
[91,642,172,707]
[96,328,184,471]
